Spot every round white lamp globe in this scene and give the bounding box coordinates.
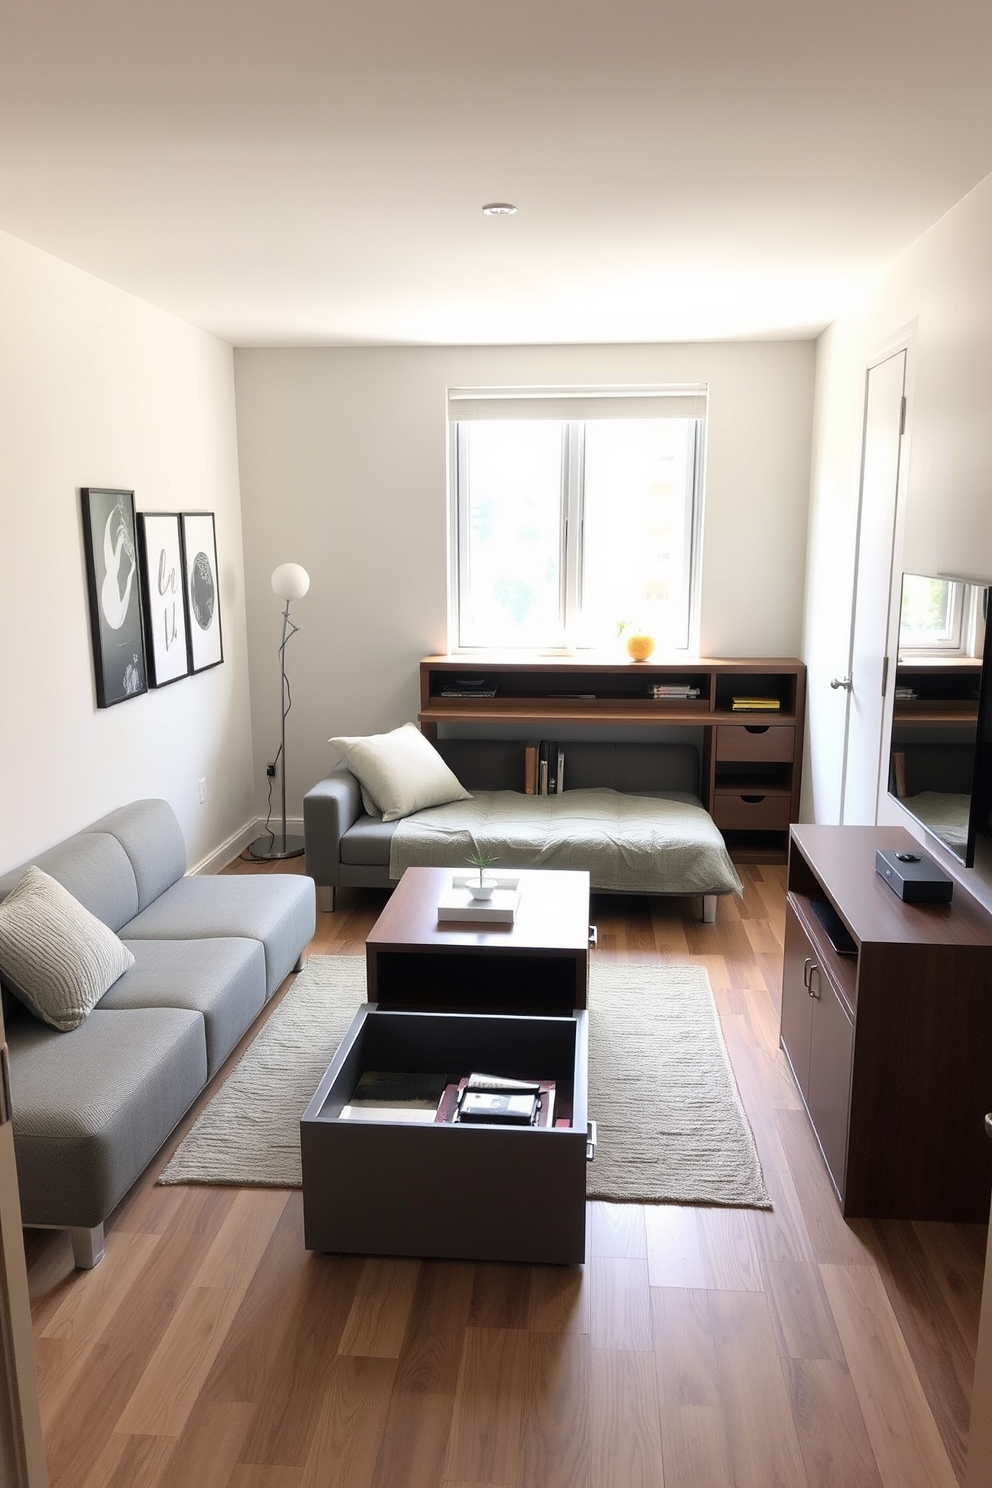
[270,563,310,601]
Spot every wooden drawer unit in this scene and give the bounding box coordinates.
[715,724,795,762]
[712,789,793,831]
[781,823,992,1221]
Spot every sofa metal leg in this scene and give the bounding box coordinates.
[70,1224,105,1269]
[294,952,307,973]
[701,894,717,925]
[317,885,335,914]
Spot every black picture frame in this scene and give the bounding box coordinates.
[80,487,148,707]
[137,512,191,687]
[180,511,224,673]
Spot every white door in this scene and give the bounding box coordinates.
[839,349,908,824]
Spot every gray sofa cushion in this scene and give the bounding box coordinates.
[340,815,399,866]
[87,800,187,911]
[103,938,267,1077]
[8,1006,207,1229]
[0,831,140,931]
[120,873,316,997]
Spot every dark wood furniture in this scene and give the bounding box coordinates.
[419,654,806,861]
[781,823,992,1221]
[366,865,591,1014]
[300,1005,589,1264]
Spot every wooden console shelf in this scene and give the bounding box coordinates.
[420,654,806,861]
[781,823,992,1221]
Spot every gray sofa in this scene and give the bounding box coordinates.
[0,799,315,1268]
[304,738,730,920]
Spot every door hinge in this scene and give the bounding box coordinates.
[899,395,907,435]
[0,1043,11,1125]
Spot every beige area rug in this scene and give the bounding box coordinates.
[159,955,770,1209]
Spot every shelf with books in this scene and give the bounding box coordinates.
[420,655,806,861]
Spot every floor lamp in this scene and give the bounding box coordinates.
[249,562,310,860]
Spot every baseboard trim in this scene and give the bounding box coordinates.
[190,817,305,876]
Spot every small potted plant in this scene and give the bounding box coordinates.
[466,849,499,900]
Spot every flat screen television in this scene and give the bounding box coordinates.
[885,573,991,867]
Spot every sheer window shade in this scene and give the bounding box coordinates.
[448,386,707,422]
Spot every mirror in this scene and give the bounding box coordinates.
[886,573,989,864]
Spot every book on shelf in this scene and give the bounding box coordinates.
[439,676,497,698]
[536,739,563,794]
[730,696,782,712]
[650,684,701,699]
[524,740,539,794]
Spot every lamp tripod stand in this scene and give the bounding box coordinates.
[249,563,309,861]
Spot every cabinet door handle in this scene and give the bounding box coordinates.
[808,964,821,999]
[802,957,811,990]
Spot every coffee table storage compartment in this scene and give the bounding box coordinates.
[301,1006,589,1264]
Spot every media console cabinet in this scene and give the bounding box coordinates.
[782,823,992,1221]
[419,654,806,861]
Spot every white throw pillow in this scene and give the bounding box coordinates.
[0,866,134,1031]
[329,723,471,822]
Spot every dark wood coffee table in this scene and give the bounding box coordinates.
[366,866,591,1013]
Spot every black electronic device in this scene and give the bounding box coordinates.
[874,848,954,903]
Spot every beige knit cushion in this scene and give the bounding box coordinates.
[0,866,134,1031]
[329,722,472,822]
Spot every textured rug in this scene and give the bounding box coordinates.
[159,955,770,1208]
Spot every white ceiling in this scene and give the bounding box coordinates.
[2,0,991,346]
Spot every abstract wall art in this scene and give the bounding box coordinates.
[137,511,191,687]
[80,487,148,707]
[180,511,224,672]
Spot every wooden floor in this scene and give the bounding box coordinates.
[24,861,987,1488]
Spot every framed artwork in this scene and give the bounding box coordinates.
[137,512,190,687]
[180,511,224,672]
[80,487,148,707]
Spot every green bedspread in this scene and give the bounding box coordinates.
[390,788,743,896]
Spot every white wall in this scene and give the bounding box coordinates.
[0,230,254,873]
[234,341,815,819]
[804,170,992,892]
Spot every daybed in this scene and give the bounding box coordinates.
[304,737,741,921]
[0,799,315,1268]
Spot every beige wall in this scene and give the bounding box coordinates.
[0,230,254,874]
[803,169,992,893]
[234,340,815,821]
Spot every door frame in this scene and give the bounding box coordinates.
[838,325,916,825]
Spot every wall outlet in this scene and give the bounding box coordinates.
[198,778,207,805]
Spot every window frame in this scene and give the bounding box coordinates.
[447,396,705,655]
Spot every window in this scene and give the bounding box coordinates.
[449,387,705,652]
[899,573,982,655]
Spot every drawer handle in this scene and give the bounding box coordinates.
[744,725,770,734]
[741,795,766,804]
[586,1120,597,1162]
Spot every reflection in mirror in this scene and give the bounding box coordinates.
[887,574,988,865]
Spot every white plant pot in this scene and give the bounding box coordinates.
[468,878,497,900]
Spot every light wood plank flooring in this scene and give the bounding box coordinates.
[24,861,987,1487]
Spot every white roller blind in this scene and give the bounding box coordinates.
[448,385,707,421]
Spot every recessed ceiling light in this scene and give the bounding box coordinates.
[482,202,517,216]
